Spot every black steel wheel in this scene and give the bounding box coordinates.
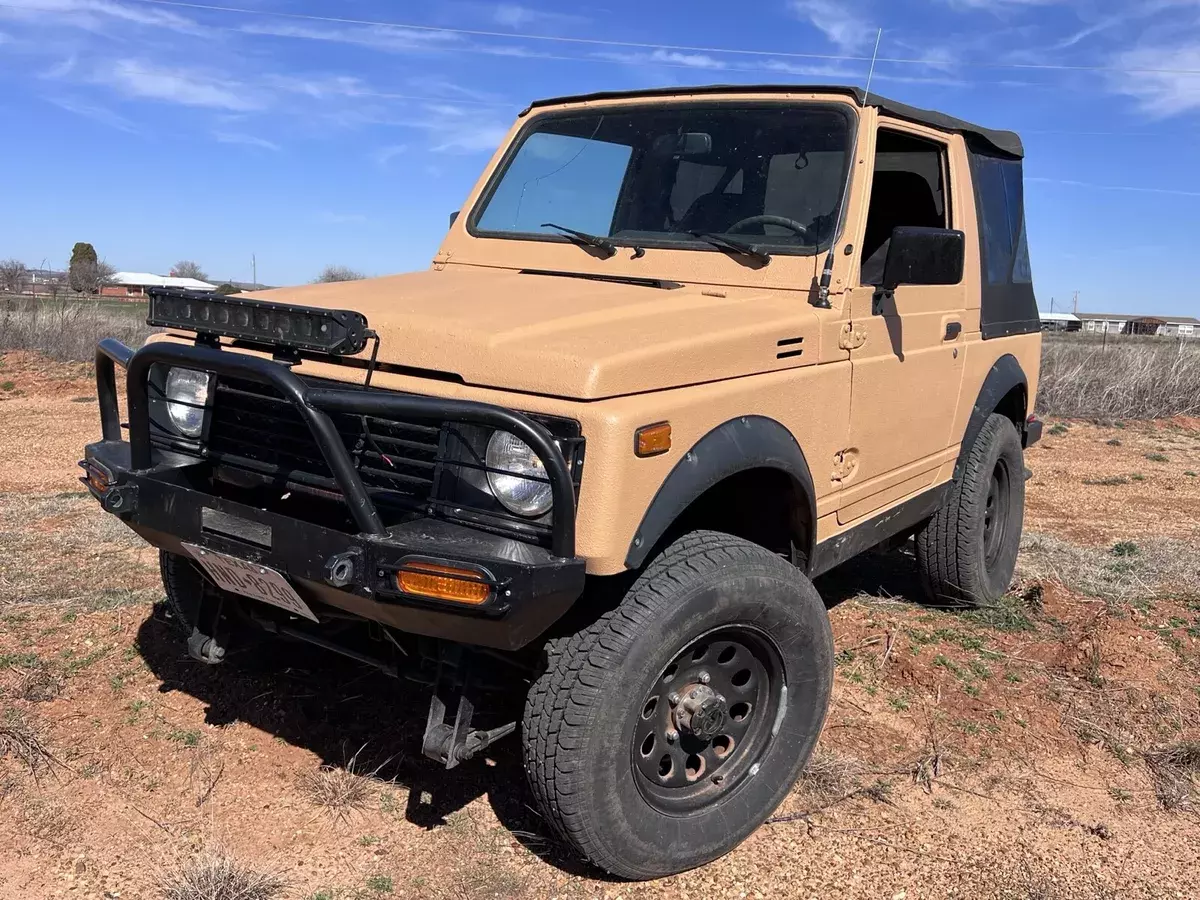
[522,531,834,880]
[632,627,784,814]
[915,413,1025,607]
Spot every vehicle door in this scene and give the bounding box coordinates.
[836,120,968,523]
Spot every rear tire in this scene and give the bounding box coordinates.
[521,531,833,879]
[915,413,1025,607]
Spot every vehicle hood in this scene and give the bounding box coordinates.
[246,266,816,400]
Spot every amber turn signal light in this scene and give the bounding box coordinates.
[396,563,491,605]
[634,422,672,458]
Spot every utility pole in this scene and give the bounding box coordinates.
[1072,291,1079,315]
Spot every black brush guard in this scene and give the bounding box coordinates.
[86,337,586,652]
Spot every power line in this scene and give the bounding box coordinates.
[118,0,1200,78]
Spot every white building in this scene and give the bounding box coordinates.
[102,272,217,298]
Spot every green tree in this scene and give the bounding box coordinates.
[214,283,242,295]
[67,242,114,294]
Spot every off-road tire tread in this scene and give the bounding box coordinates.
[160,549,199,635]
[521,530,802,878]
[915,413,1020,607]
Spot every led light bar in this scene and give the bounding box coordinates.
[146,288,369,356]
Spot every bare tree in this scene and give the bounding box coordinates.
[313,265,365,283]
[0,258,27,294]
[172,260,208,281]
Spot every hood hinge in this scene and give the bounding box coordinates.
[838,322,867,351]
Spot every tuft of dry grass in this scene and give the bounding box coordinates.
[296,753,376,821]
[1144,742,1200,811]
[15,665,63,703]
[0,710,61,777]
[1016,532,1200,606]
[1038,338,1200,419]
[158,851,286,900]
[0,296,157,362]
[795,747,865,802]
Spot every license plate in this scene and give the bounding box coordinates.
[183,543,319,622]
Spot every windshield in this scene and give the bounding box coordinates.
[471,103,855,256]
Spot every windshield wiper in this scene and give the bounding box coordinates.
[540,223,617,258]
[688,231,771,266]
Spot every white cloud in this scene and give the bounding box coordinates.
[39,54,76,78]
[1111,38,1200,116]
[373,144,408,166]
[238,20,460,54]
[491,4,587,31]
[97,59,261,111]
[594,48,728,69]
[214,131,280,151]
[787,0,876,53]
[45,95,138,132]
[0,0,202,34]
[400,103,509,153]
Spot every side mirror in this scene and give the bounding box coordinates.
[449,210,460,227]
[881,226,965,291]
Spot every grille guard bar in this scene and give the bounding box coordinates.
[95,338,578,558]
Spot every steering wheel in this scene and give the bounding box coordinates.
[726,215,814,242]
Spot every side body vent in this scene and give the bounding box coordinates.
[776,336,805,360]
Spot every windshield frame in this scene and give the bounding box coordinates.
[465,100,860,260]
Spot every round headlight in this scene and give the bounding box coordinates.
[165,367,210,438]
[485,431,553,517]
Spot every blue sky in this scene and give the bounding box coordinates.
[0,0,1197,316]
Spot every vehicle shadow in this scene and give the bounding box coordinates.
[134,607,602,878]
[813,542,926,607]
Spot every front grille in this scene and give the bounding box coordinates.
[207,376,440,512]
[198,375,581,545]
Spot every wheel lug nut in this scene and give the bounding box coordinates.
[698,671,711,685]
[665,729,679,743]
[712,774,725,785]
[668,692,680,706]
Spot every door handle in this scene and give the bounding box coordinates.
[944,322,962,341]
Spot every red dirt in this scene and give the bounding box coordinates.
[1,352,1197,900]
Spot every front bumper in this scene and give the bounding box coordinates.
[83,339,586,651]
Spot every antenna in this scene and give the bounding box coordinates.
[864,28,883,103]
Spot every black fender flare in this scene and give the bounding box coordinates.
[624,416,817,572]
[955,353,1028,480]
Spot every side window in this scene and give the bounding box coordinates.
[973,154,1032,285]
[860,130,949,285]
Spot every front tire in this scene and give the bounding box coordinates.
[522,531,834,879]
[915,413,1025,607]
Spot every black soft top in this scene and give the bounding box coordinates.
[521,84,1023,159]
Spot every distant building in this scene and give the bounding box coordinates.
[1040,311,1081,332]
[101,272,217,299]
[1076,312,1199,338]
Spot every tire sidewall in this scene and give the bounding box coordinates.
[966,418,1025,599]
[573,563,832,876]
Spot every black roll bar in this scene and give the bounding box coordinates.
[94,340,578,558]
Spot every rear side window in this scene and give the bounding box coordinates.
[973,155,1032,286]
[969,145,1038,338]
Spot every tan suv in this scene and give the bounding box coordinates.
[82,84,1042,879]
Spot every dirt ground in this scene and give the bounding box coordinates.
[1,349,1197,900]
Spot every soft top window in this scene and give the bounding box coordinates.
[470,103,856,257]
[970,144,1038,338]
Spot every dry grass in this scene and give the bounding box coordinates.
[1144,742,1200,811]
[158,851,286,900]
[295,753,377,821]
[0,710,61,777]
[1038,338,1200,419]
[0,296,156,362]
[1016,532,1199,605]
